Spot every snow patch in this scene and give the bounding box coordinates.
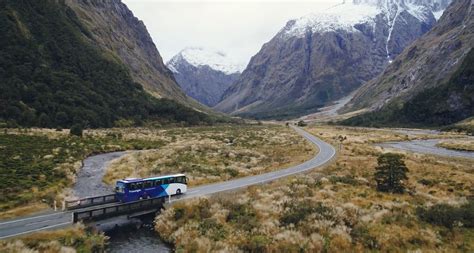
[168,47,244,75]
[281,0,446,39]
[282,2,380,37]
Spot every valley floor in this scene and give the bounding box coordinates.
[155,125,473,252]
[1,124,473,252]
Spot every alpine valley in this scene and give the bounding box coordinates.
[215,0,452,119]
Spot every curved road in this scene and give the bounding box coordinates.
[0,126,336,239]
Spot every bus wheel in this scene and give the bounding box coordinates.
[176,189,181,195]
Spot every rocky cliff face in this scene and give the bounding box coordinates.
[65,0,204,109]
[167,48,242,107]
[215,0,450,119]
[341,0,473,126]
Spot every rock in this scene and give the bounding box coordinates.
[215,0,450,119]
[167,48,242,107]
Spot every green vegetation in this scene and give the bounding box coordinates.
[441,117,474,135]
[417,199,474,229]
[0,0,214,128]
[297,120,307,127]
[70,124,83,137]
[341,49,473,128]
[0,131,164,212]
[374,153,408,194]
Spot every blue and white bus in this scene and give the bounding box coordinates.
[115,174,187,203]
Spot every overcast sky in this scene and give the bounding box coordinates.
[122,0,337,66]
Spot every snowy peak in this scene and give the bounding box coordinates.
[280,0,450,38]
[167,47,244,75]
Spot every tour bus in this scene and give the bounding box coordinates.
[115,174,187,203]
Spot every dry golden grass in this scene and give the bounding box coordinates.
[0,224,107,253]
[0,202,50,220]
[155,125,473,252]
[103,125,316,186]
[437,139,474,152]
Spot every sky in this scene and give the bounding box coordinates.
[122,0,337,67]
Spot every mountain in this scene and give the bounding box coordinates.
[0,0,213,128]
[167,48,243,107]
[341,0,473,127]
[215,0,451,119]
[65,0,207,110]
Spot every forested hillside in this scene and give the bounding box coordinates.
[0,0,212,128]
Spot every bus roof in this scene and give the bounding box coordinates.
[118,173,186,183]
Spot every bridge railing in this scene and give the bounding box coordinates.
[72,197,165,222]
[65,194,118,210]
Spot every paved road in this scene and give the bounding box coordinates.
[0,126,336,240]
[378,139,474,159]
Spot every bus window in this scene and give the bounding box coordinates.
[163,178,169,184]
[176,177,182,183]
[155,179,162,186]
[144,181,153,188]
[136,182,143,189]
[116,182,125,193]
[129,183,136,190]
[169,177,175,183]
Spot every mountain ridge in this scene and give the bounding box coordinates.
[166,48,241,107]
[341,0,473,127]
[215,0,450,119]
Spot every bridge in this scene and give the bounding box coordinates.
[0,126,336,239]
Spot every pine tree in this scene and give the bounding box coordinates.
[374,153,409,193]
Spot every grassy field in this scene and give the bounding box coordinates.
[0,128,164,218]
[0,224,106,252]
[437,139,474,152]
[155,125,473,252]
[103,125,316,186]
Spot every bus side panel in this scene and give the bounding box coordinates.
[125,189,142,202]
[165,183,187,196]
[145,185,166,198]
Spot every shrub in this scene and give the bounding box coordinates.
[280,201,333,226]
[374,153,408,193]
[226,202,258,231]
[297,120,307,127]
[70,124,83,137]
[416,200,474,229]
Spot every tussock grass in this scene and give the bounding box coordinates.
[437,139,474,152]
[0,224,107,252]
[0,128,164,216]
[103,125,315,186]
[155,125,473,252]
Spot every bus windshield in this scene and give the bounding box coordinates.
[115,182,125,193]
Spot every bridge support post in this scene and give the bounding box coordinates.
[54,200,57,211]
[62,201,66,211]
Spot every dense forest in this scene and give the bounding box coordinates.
[0,0,214,128]
[342,49,474,128]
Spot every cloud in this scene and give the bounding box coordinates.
[122,0,338,66]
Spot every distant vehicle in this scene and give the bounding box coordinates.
[115,174,187,203]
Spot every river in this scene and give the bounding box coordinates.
[72,151,171,252]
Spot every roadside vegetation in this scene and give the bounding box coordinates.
[0,224,107,252]
[0,128,164,218]
[103,125,315,186]
[155,125,473,252]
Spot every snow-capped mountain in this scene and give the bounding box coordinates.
[343,0,473,126]
[215,0,451,118]
[167,48,243,107]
